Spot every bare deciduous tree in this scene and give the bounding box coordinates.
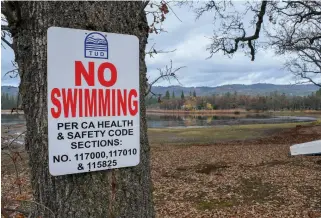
[182,0,321,87]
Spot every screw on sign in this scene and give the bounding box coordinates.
[47,27,140,176]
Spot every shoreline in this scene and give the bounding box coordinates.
[2,109,321,116]
[146,109,321,115]
[1,110,24,114]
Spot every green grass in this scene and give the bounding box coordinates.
[148,122,313,145]
[272,111,321,118]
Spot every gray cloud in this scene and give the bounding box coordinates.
[1,46,19,86]
[1,2,297,88]
[146,3,296,87]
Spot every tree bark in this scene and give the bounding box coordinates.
[5,1,154,217]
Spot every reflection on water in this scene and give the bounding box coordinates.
[2,114,26,125]
[146,113,316,128]
[1,113,317,128]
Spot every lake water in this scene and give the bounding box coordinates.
[2,113,26,125]
[146,113,317,128]
[1,113,317,128]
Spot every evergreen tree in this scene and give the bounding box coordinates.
[189,91,192,96]
[193,90,196,97]
[316,88,321,97]
[181,91,185,100]
[1,93,19,109]
[165,90,170,99]
[172,91,175,99]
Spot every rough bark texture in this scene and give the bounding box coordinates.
[5,1,154,217]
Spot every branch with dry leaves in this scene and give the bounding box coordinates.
[146,1,169,34]
[145,0,182,35]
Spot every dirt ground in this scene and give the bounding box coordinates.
[1,124,321,217]
[151,125,321,218]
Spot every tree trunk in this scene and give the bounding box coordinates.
[5,1,154,217]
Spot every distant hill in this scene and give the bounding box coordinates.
[1,86,19,97]
[1,83,319,98]
[151,83,319,97]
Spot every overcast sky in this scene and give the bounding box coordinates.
[1,1,297,87]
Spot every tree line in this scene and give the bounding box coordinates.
[147,89,321,111]
[1,93,21,110]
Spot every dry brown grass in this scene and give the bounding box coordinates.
[151,125,321,218]
[1,124,321,217]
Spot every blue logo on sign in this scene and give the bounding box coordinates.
[84,32,108,59]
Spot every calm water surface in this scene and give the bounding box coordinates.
[146,114,316,128]
[2,113,317,128]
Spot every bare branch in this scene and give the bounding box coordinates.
[145,43,176,58]
[2,131,26,151]
[4,68,19,78]
[145,60,186,96]
[189,0,321,86]
[1,25,10,31]
[1,36,12,49]
[209,1,267,61]
[298,73,321,87]
[163,0,182,22]
[194,0,233,20]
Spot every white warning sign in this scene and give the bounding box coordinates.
[47,27,140,176]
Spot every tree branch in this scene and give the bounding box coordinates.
[206,1,267,61]
[226,1,267,61]
[298,72,321,87]
[145,43,177,58]
[1,25,10,31]
[1,36,12,49]
[145,60,186,96]
[163,0,182,22]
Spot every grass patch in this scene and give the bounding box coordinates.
[194,177,286,210]
[197,199,234,210]
[233,122,311,129]
[148,122,313,145]
[237,177,284,205]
